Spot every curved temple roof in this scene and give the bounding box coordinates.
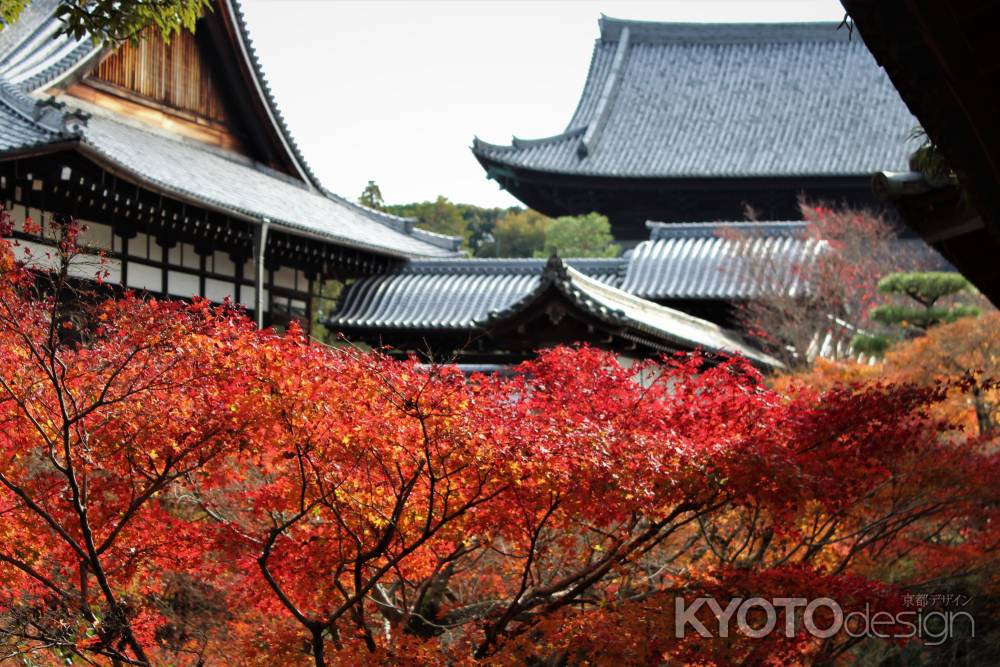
[0,0,459,258]
[329,222,821,335]
[328,219,948,363]
[331,257,627,330]
[330,253,781,368]
[619,220,948,301]
[473,16,918,179]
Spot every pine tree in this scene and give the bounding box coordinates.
[358,180,385,211]
[852,271,980,355]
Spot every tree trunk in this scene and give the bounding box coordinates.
[311,627,325,667]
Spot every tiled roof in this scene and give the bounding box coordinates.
[473,17,918,178]
[222,0,321,189]
[328,220,952,331]
[0,0,459,258]
[328,223,818,334]
[0,0,100,92]
[621,221,821,300]
[77,112,459,256]
[330,255,780,367]
[0,78,64,149]
[330,257,625,329]
[0,0,321,185]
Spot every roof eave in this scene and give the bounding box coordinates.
[0,138,436,259]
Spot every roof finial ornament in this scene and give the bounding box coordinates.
[62,108,90,130]
[543,250,569,283]
[33,96,64,122]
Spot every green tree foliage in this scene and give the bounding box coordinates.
[849,332,892,357]
[376,192,619,259]
[852,271,980,355]
[876,271,974,310]
[536,212,619,258]
[0,0,25,28]
[481,209,550,257]
[456,202,520,254]
[0,0,210,44]
[379,193,520,253]
[383,196,466,239]
[358,180,385,211]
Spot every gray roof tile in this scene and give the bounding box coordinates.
[0,0,100,92]
[622,221,821,299]
[331,257,625,329]
[473,17,918,178]
[329,220,952,331]
[0,77,66,148]
[328,224,811,335]
[75,113,458,257]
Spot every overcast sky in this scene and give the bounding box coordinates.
[240,1,848,209]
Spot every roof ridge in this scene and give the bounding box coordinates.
[577,24,630,158]
[0,1,102,93]
[645,220,808,241]
[475,256,780,367]
[598,16,848,45]
[563,265,781,367]
[472,128,584,156]
[399,256,626,276]
[409,227,464,251]
[0,77,70,135]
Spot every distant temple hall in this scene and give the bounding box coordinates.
[472,17,918,241]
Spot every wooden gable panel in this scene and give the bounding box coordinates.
[51,3,311,181]
[90,27,229,123]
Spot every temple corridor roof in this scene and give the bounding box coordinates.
[621,221,820,300]
[329,253,782,368]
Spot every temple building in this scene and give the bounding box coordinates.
[472,17,919,241]
[0,0,460,328]
[0,1,814,367]
[325,221,825,368]
[327,252,780,369]
[0,4,959,369]
[619,221,817,328]
[326,216,950,367]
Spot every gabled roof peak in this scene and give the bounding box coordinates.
[598,16,848,45]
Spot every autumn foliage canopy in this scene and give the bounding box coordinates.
[0,227,997,666]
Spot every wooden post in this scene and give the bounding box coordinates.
[252,218,269,328]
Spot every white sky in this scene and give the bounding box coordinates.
[240,1,848,208]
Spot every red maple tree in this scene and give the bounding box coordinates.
[0,222,996,665]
